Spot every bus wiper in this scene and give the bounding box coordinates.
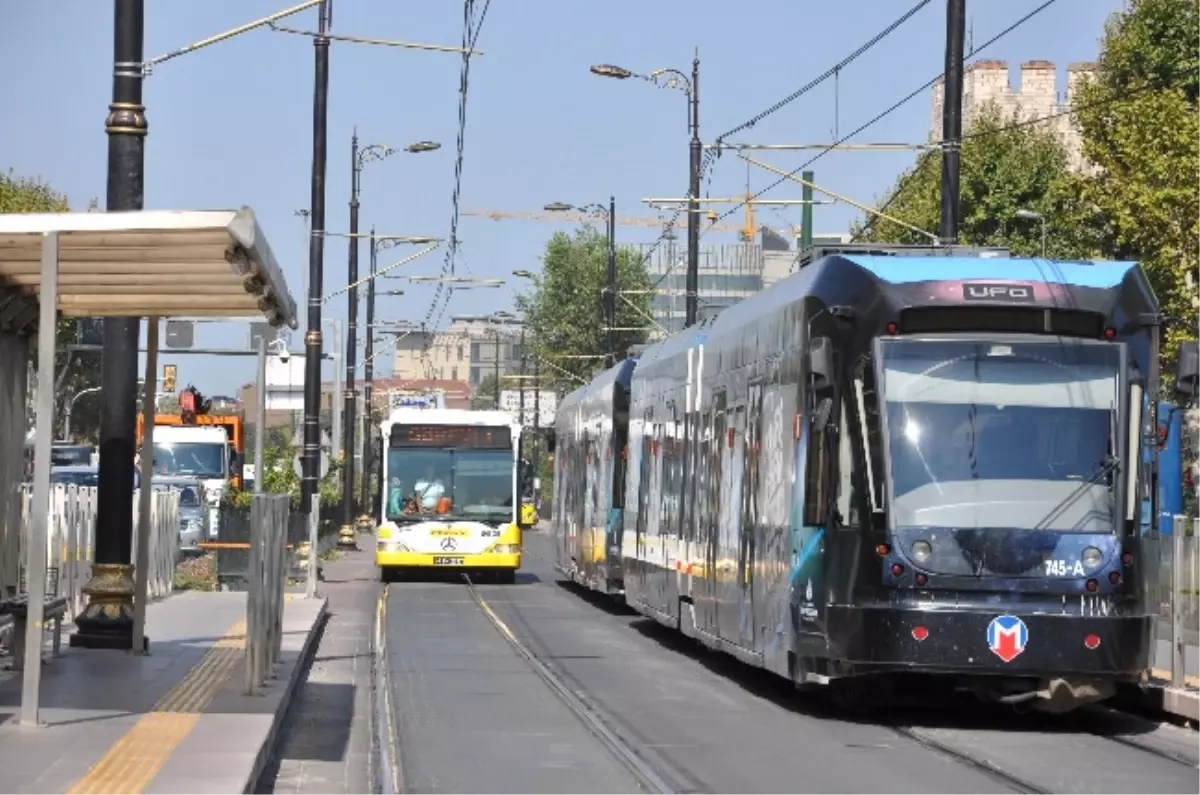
[1032,455,1121,531]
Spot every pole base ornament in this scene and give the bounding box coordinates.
[70,563,141,650]
[356,514,374,533]
[337,524,358,548]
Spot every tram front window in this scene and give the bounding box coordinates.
[878,337,1123,532]
[386,447,514,523]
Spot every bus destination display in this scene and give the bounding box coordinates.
[389,424,512,449]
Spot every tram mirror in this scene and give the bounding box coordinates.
[808,337,835,393]
[1173,340,1198,401]
[812,397,835,431]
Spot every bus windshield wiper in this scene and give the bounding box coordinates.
[1032,455,1121,531]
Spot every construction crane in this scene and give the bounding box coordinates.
[462,207,745,235]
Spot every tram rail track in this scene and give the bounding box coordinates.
[461,573,677,794]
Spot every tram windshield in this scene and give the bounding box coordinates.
[877,337,1123,532]
[385,447,514,523]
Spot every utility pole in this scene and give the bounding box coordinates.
[939,0,966,244]
[800,170,814,252]
[685,52,701,328]
[301,0,331,516]
[72,0,148,652]
[493,331,501,407]
[518,325,527,430]
[339,130,360,548]
[605,195,617,367]
[359,228,376,530]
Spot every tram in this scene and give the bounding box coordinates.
[548,250,1199,713]
[375,408,528,583]
[552,358,635,594]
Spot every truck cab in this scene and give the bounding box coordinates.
[150,424,236,518]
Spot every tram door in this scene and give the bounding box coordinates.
[737,383,763,650]
[717,404,747,646]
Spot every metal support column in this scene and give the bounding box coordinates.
[339,131,360,548]
[939,0,966,244]
[131,317,158,655]
[73,0,147,650]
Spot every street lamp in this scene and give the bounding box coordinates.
[62,386,103,442]
[592,54,701,327]
[1014,209,1047,258]
[546,197,618,367]
[342,140,441,547]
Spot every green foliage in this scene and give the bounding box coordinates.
[224,428,345,511]
[852,104,1093,259]
[1,170,104,442]
[515,226,654,384]
[470,373,500,409]
[1074,0,1199,356]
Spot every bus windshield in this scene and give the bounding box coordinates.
[153,442,225,479]
[385,447,514,523]
[877,337,1123,533]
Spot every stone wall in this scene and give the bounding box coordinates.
[931,60,1097,172]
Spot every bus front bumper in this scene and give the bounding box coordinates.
[376,550,521,569]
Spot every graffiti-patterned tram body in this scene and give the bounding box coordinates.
[552,251,1195,712]
[552,358,635,594]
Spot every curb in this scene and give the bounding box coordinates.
[372,584,403,794]
[1116,682,1199,724]
[243,595,331,794]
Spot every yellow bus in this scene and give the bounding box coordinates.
[374,408,531,583]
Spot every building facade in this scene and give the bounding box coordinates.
[931,59,1096,172]
[391,317,525,388]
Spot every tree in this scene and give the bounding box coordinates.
[1074,0,1199,356]
[470,373,500,410]
[0,170,104,442]
[515,226,654,384]
[852,104,1095,259]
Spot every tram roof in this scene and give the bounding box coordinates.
[839,255,1141,289]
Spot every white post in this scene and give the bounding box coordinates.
[19,231,59,726]
[254,335,266,494]
[132,318,159,654]
[1171,516,1185,687]
[306,493,319,598]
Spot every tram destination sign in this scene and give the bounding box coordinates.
[962,283,1035,303]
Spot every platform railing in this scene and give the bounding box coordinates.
[1160,515,1199,689]
[245,493,289,695]
[11,484,178,622]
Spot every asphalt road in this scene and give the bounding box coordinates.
[382,528,1198,794]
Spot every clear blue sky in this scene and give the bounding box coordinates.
[1,0,1122,394]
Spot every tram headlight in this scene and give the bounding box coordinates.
[1082,546,1103,570]
[910,540,932,564]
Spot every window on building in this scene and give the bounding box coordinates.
[470,342,481,360]
[470,366,480,385]
[451,366,458,381]
[457,345,464,361]
[512,343,523,361]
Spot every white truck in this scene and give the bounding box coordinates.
[150,424,234,536]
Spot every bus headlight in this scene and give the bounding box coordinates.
[1081,546,1103,570]
[486,543,521,555]
[910,540,932,564]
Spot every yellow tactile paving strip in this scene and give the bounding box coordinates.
[66,619,247,795]
[66,593,300,794]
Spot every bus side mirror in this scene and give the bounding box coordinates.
[1174,340,1198,402]
[808,337,835,394]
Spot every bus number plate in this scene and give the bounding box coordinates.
[433,556,465,566]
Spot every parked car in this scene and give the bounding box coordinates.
[50,465,141,489]
[152,477,209,551]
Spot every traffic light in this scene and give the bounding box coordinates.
[163,364,177,393]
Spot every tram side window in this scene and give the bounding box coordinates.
[856,357,886,510]
[836,394,859,529]
[710,390,728,547]
[803,337,841,527]
[636,408,654,537]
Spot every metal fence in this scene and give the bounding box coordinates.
[9,485,179,621]
[1151,515,1199,688]
[245,493,289,695]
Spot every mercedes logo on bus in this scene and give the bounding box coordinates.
[440,538,457,552]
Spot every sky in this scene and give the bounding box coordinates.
[0,0,1124,395]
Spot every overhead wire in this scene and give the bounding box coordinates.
[642,0,942,292]
[678,0,1062,269]
[414,0,491,373]
[851,62,1195,242]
